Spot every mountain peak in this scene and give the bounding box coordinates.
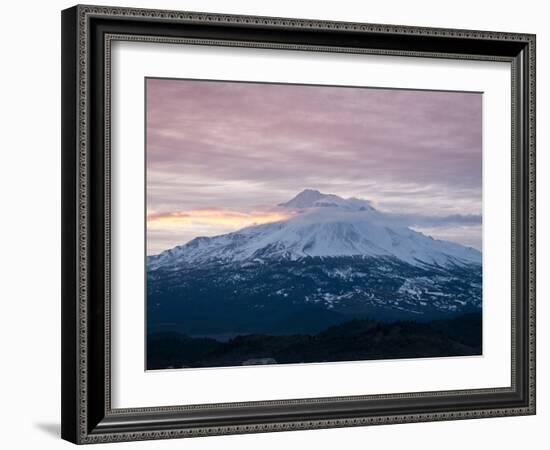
[279,189,374,212]
[278,189,335,208]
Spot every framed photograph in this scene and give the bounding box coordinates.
[61,5,536,444]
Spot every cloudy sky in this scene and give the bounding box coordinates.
[146,78,482,255]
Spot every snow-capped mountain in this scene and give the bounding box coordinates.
[148,190,481,270]
[147,191,482,335]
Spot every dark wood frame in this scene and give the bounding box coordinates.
[61,4,536,444]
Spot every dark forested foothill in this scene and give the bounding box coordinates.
[147,313,481,370]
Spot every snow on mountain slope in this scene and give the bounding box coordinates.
[149,190,481,269]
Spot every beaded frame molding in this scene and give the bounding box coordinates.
[61,4,536,444]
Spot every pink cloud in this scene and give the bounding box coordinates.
[146,78,482,253]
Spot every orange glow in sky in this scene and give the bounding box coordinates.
[147,208,290,230]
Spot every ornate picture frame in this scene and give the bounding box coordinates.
[61,5,536,444]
